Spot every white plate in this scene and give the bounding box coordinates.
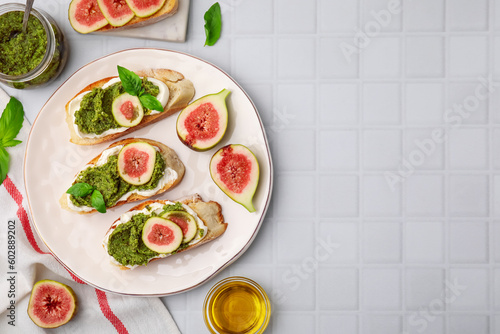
[24,49,273,296]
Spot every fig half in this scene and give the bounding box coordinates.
[161,210,198,243]
[176,89,230,151]
[117,142,156,185]
[112,93,144,127]
[27,280,77,329]
[210,144,260,212]
[142,217,183,253]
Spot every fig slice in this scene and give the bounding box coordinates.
[210,144,260,212]
[97,0,135,27]
[117,142,156,185]
[125,0,166,17]
[112,93,144,127]
[142,217,183,253]
[176,89,230,151]
[27,280,77,329]
[161,210,198,243]
[69,0,109,34]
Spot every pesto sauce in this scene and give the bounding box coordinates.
[74,79,160,135]
[0,11,47,76]
[107,203,188,266]
[70,152,166,209]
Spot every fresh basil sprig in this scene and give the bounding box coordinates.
[204,2,222,46]
[66,182,106,213]
[0,97,24,186]
[117,66,163,112]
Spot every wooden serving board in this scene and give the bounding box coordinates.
[94,0,190,42]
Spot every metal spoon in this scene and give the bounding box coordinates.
[22,0,35,33]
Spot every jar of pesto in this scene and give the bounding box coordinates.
[0,4,68,89]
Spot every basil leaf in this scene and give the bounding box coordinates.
[117,65,142,96]
[91,189,106,213]
[0,97,24,144]
[66,182,95,197]
[0,146,9,186]
[2,139,22,148]
[204,2,222,46]
[139,94,163,112]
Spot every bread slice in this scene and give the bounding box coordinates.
[103,194,228,270]
[59,138,185,214]
[97,0,179,32]
[65,68,195,145]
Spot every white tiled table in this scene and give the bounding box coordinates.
[9,0,500,333]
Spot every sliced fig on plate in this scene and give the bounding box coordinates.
[125,0,166,17]
[161,210,197,243]
[142,217,183,253]
[117,142,156,185]
[210,144,260,212]
[27,280,77,329]
[69,0,109,34]
[112,93,144,127]
[176,89,230,151]
[97,0,135,27]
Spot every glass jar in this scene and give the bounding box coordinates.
[0,3,68,89]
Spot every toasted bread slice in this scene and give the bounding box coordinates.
[103,194,228,270]
[65,68,195,145]
[60,138,185,214]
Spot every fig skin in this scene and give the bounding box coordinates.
[117,142,157,185]
[27,279,78,329]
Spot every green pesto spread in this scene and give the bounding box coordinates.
[74,79,160,135]
[107,203,189,266]
[70,152,166,209]
[0,11,47,76]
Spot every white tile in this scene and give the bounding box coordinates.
[273,129,315,171]
[233,38,273,81]
[243,83,273,126]
[276,83,315,127]
[319,83,359,125]
[275,266,316,311]
[405,222,444,263]
[448,315,489,334]
[449,128,488,169]
[494,177,500,218]
[450,221,489,263]
[449,37,488,77]
[449,175,489,217]
[319,130,358,170]
[495,269,500,309]
[495,37,500,79]
[363,130,402,170]
[319,221,358,263]
[447,82,489,125]
[405,268,444,310]
[277,38,315,79]
[448,268,489,311]
[274,174,315,218]
[237,218,273,264]
[494,131,500,169]
[404,129,445,170]
[494,222,500,262]
[272,314,315,333]
[406,83,444,125]
[404,315,444,334]
[448,0,488,31]
[362,315,401,334]
[362,83,401,125]
[405,0,444,32]
[318,267,359,310]
[362,268,401,310]
[319,175,359,217]
[319,37,359,78]
[362,221,401,263]
[363,37,401,78]
[493,84,500,124]
[495,315,500,334]
[232,0,273,34]
[405,37,444,78]
[496,1,500,31]
[276,221,315,264]
[363,175,401,217]
[405,175,444,217]
[361,0,402,32]
[319,1,358,33]
[189,37,231,70]
[320,314,358,333]
[277,0,316,33]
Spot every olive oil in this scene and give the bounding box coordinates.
[204,277,271,334]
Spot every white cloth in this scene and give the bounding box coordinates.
[0,90,181,333]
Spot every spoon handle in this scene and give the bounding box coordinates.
[22,0,35,33]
